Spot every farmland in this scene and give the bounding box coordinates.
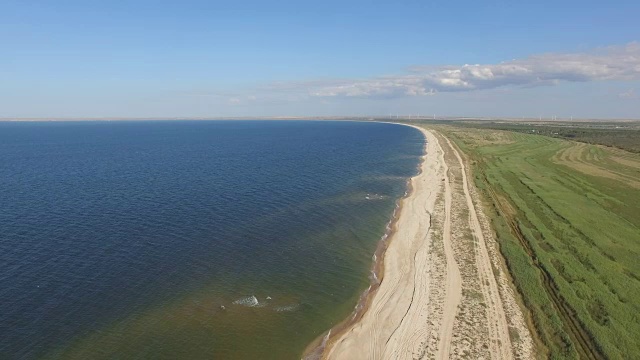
[449,120,640,153]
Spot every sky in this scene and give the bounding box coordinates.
[1,0,639,119]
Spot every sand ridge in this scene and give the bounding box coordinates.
[322,126,533,360]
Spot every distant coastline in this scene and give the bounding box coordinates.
[2,116,640,122]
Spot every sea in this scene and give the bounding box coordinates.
[0,120,424,359]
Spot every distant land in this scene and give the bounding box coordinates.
[2,116,640,122]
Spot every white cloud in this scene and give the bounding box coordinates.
[293,42,640,98]
[619,88,637,99]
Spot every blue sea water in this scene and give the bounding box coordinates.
[0,120,423,359]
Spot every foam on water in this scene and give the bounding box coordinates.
[233,295,259,307]
[274,303,300,312]
[370,270,379,284]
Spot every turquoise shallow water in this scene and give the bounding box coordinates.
[0,120,423,359]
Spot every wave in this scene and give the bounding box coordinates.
[274,303,300,312]
[364,193,387,201]
[369,270,379,284]
[233,295,260,307]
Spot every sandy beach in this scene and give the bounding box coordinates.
[320,125,534,359]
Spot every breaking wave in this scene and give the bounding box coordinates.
[233,295,260,307]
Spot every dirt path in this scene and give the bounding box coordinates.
[434,133,462,360]
[443,136,513,359]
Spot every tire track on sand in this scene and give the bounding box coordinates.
[443,135,513,360]
[434,133,462,360]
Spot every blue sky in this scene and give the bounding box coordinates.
[1,0,639,118]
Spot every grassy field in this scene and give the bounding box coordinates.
[430,125,640,359]
[446,121,640,153]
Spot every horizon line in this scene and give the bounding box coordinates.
[2,116,640,122]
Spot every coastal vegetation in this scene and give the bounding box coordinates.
[444,120,640,153]
[427,124,640,359]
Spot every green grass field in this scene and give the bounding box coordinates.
[435,126,640,359]
[448,121,640,153]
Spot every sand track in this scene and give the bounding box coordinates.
[322,126,533,360]
[443,135,513,359]
[434,132,461,360]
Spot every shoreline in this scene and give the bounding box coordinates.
[302,123,430,359]
[309,124,535,359]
